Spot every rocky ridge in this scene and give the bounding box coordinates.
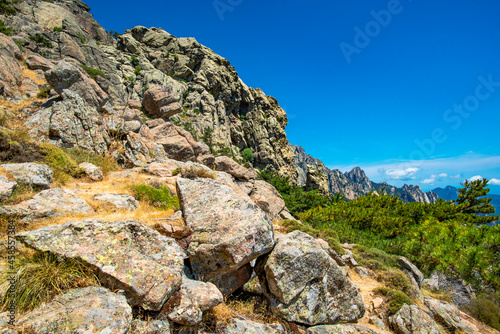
[293,145,438,202]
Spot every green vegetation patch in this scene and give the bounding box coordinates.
[0,0,17,15]
[0,19,14,36]
[373,287,414,314]
[62,147,119,175]
[131,184,179,210]
[80,64,105,80]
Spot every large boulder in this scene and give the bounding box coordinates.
[140,122,210,162]
[213,156,257,180]
[143,85,183,118]
[306,324,378,334]
[25,54,55,71]
[389,304,443,334]
[44,61,110,111]
[398,257,424,289]
[16,220,186,311]
[223,319,287,333]
[16,287,132,334]
[424,297,474,333]
[0,34,22,97]
[256,231,365,326]
[0,188,94,219]
[176,177,275,295]
[161,275,223,325]
[129,319,172,334]
[423,271,476,308]
[0,163,53,190]
[25,90,110,155]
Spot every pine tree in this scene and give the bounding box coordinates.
[455,178,499,225]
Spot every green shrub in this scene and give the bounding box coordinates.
[52,26,63,33]
[0,0,16,15]
[130,55,139,67]
[29,33,52,48]
[172,167,182,176]
[378,269,412,294]
[373,287,413,314]
[78,32,86,44]
[38,143,81,184]
[131,184,179,210]
[62,147,119,175]
[465,293,500,331]
[134,66,141,76]
[36,86,51,98]
[0,19,14,36]
[352,245,399,271]
[14,39,24,52]
[0,250,100,313]
[278,220,345,255]
[241,148,254,165]
[80,65,105,80]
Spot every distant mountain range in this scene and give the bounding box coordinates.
[292,145,437,203]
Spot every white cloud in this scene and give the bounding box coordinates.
[430,174,437,178]
[385,168,420,180]
[422,178,436,184]
[450,174,461,179]
[469,175,483,181]
[490,178,500,186]
[439,173,448,177]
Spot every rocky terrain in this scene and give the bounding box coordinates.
[293,145,438,202]
[0,0,499,333]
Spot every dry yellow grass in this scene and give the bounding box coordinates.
[21,68,46,86]
[14,173,180,234]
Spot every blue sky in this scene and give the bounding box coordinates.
[85,0,500,193]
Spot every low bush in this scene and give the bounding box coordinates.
[36,86,51,98]
[465,293,500,331]
[172,167,182,176]
[352,245,399,271]
[131,184,179,210]
[373,287,413,314]
[29,34,53,48]
[38,143,81,184]
[241,147,254,165]
[0,19,14,36]
[0,250,100,313]
[80,65,105,80]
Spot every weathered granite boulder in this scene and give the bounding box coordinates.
[25,54,55,71]
[0,163,53,190]
[256,231,365,326]
[143,85,183,118]
[398,257,424,289]
[92,193,139,211]
[223,319,286,333]
[423,271,476,308]
[306,324,378,334]
[161,276,223,325]
[44,61,110,111]
[213,156,257,180]
[25,90,110,155]
[0,188,94,219]
[249,180,287,220]
[176,177,274,295]
[16,287,132,334]
[104,116,142,135]
[0,176,17,200]
[78,162,103,181]
[389,304,442,334]
[0,34,22,98]
[424,297,473,333]
[16,220,186,311]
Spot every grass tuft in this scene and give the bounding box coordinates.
[0,249,100,313]
[373,287,413,314]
